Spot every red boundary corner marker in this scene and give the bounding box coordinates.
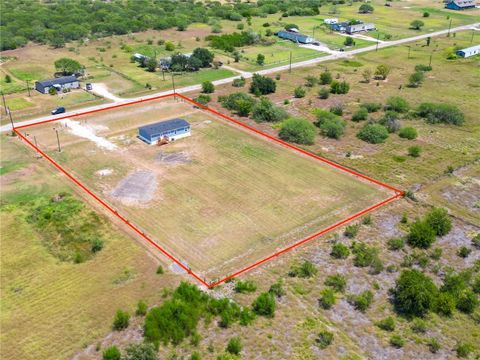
[13,92,403,289]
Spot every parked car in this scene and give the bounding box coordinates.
[51,107,66,115]
[86,83,92,90]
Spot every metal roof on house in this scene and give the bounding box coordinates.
[458,44,480,52]
[449,0,476,6]
[277,30,311,41]
[139,118,190,137]
[36,75,78,87]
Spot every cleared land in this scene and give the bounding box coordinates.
[24,99,390,281]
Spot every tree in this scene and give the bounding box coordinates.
[386,96,409,113]
[392,269,438,317]
[399,127,418,140]
[294,86,306,98]
[408,71,425,87]
[256,53,265,66]
[408,219,436,248]
[374,64,391,80]
[410,20,425,30]
[344,36,354,46]
[252,97,288,123]
[252,292,275,317]
[319,70,333,85]
[54,57,83,76]
[279,117,316,145]
[201,81,214,93]
[123,343,157,360]
[103,346,121,360]
[146,57,157,72]
[362,68,372,83]
[250,74,276,95]
[357,124,389,144]
[226,337,242,355]
[319,118,346,139]
[425,208,452,236]
[113,310,130,330]
[359,4,374,13]
[330,80,350,94]
[219,92,256,116]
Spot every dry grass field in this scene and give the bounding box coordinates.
[23,98,391,282]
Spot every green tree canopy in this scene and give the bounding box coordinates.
[279,117,316,145]
[54,58,83,76]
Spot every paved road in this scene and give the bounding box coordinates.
[2,22,478,133]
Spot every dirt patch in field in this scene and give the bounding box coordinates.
[156,151,191,165]
[441,180,480,213]
[110,170,157,205]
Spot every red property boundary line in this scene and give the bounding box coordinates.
[14,92,403,289]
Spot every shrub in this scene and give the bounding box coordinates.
[344,36,354,46]
[374,64,391,80]
[360,102,382,113]
[472,233,480,248]
[392,269,438,317]
[352,108,368,122]
[456,290,478,313]
[408,71,425,87]
[165,41,175,51]
[195,94,211,105]
[357,123,389,144]
[352,242,379,268]
[319,118,346,139]
[226,337,242,355]
[156,265,164,274]
[407,220,436,248]
[359,3,374,13]
[457,246,471,258]
[103,346,121,360]
[411,318,427,333]
[136,300,148,316]
[289,260,318,278]
[350,290,373,312]
[232,76,246,87]
[344,224,360,238]
[417,102,464,125]
[399,127,417,140]
[279,117,316,145]
[429,247,443,260]
[294,86,306,98]
[385,96,409,113]
[234,280,257,293]
[190,351,201,360]
[330,80,350,94]
[428,338,441,353]
[250,73,276,95]
[124,343,157,360]
[425,207,452,236]
[408,145,422,158]
[239,308,256,326]
[201,81,214,93]
[415,64,432,72]
[252,292,275,317]
[456,342,474,358]
[318,87,330,99]
[313,109,339,126]
[113,310,130,330]
[305,75,318,87]
[319,71,333,85]
[220,92,256,116]
[319,288,336,309]
[423,11,430,17]
[388,237,405,251]
[376,316,395,331]
[256,53,265,66]
[269,280,286,298]
[325,274,347,292]
[316,330,334,349]
[330,103,344,116]
[390,335,405,348]
[435,292,455,316]
[410,20,424,30]
[330,243,350,259]
[252,97,288,123]
[472,275,480,294]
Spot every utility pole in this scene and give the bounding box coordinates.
[54,128,61,152]
[471,29,475,44]
[429,53,433,67]
[26,80,31,97]
[7,107,14,130]
[289,51,292,73]
[171,73,176,100]
[1,91,7,114]
[447,19,452,37]
[375,32,380,52]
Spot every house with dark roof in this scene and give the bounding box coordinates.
[445,0,476,10]
[138,118,191,144]
[35,75,80,94]
[276,30,315,44]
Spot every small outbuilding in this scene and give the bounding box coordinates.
[276,30,315,44]
[35,75,80,94]
[445,0,476,10]
[138,118,191,145]
[324,18,339,25]
[456,44,480,58]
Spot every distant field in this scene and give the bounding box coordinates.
[25,99,390,281]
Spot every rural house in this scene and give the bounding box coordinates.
[445,0,476,10]
[456,44,480,57]
[276,30,315,44]
[138,118,191,144]
[35,75,80,94]
[330,21,376,34]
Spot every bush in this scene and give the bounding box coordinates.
[190,351,201,360]
[330,243,350,259]
[344,36,354,46]
[407,219,436,248]
[457,246,471,258]
[390,335,405,348]
[352,108,368,122]
[376,316,395,331]
[195,94,211,105]
[399,127,417,140]
[103,346,121,360]
[329,103,343,116]
[360,102,382,113]
[392,269,438,317]
[319,71,333,85]
[350,290,373,312]
[374,64,391,80]
[136,300,148,316]
[428,338,441,353]
[279,117,316,145]
[352,242,379,268]
[318,87,330,99]
[250,73,276,95]
[344,224,360,238]
[201,81,214,93]
[435,292,455,316]
[385,96,409,113]
[269,280,286,298]
[411,318,427,333]
[234,280,257,293]
[410,20,424,30]
[472,233,480,248]
[256,53,265,66]
[313,109,339,126]
[305,75,318,87]
[232,76,246,87]
[319,288,336,309]
[252,292,275,317]
[226,337,242,355]
[156,265,164,274]
[113,310,130,330]
[319,118,346,139]
[408,71,425,88]
[456,290,478,313]
[289,260,318,278]
[359,3,374,13]
[124,343,157,360]
[388,237,405,251]
[219,92,256,116]
[378,111,400,133]
[415,64,432,72]
[417,102,464,125]
[425,207,452,236]
[316,330,334,349]
[252,97,288,123]
[408,145,422,158]
[357,123,389,144]
[456,342,474,358]
[325,274,347,293]
[294,86,306,98]
[330,80,350,94]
